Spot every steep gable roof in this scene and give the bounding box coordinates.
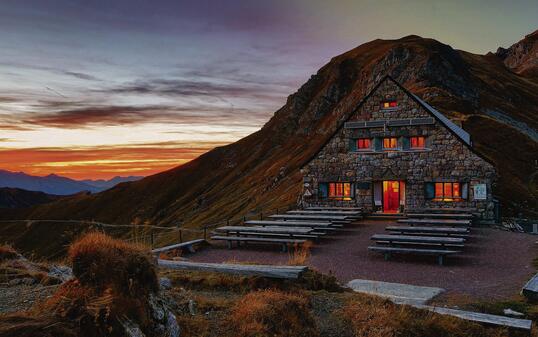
[385,76,472,146]
[302,75,494,168]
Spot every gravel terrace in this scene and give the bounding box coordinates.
[190,219,538,300]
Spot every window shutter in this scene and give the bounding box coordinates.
[350,183,355,198]
[349,138,357,152]
[462,183,469,199]
[319,183,328,199]
[425,182,435,199]
[402,137,410,150]
[425,136,432,148]
[373,182,382,206]
[374,138,382,152]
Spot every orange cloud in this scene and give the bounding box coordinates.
[0,141,227,180]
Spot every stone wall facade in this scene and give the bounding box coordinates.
[300,78,496,219]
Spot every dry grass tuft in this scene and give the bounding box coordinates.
[0,244,19,262]
[229,289,319,337]
[68,231,158,296]
[161,268,343,293]
[0,245,60,285]
[340,294,513,337]
[288,241,312,266]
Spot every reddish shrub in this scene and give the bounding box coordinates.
[340,294,509,337]
[230,289,319,337]
[0,245,18,262]
[68,232,158,296]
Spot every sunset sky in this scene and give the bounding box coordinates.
[1,0,536,179]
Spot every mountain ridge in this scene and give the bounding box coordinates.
[0,169,143,195]
[0,187,64,208]
[5,31,538,230]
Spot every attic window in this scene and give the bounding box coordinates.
[382,100,397,109]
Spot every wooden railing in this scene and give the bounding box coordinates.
[0,203,297,251]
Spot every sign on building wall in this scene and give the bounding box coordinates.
[473,184,487,200]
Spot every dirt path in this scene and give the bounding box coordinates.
[0,284,58,313]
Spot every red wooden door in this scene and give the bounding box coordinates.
[383,181,400,213]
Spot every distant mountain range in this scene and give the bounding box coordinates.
[0,170,143,195]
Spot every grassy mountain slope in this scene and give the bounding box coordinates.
[0,188,63,209]
[6,32,538,230]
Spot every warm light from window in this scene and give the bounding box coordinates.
[383,138,398,149]
[410,136,425,149]
[328,182,352,200]
[357,138,371,150]
[434,182,462,201]
[382,101,397,108]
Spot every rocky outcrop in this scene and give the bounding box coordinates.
[496,29,538,78]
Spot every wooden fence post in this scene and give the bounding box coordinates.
[260,211,263,220]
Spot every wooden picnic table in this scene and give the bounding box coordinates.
[245,220,334,228]
[306,207,362,211]
[269,214,351,222]
[287,210,361,217]
[213,226,312,252]
[405,213,473,219]
[216,225,313,236]
[371,234,465,247]
[397,218,471,226]
[412,207,476,214]
[386,226,469,237]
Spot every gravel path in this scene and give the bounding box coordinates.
[190,220,538,300]
[0,284,59,313]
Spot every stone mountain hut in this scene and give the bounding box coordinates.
[300,75,496,220]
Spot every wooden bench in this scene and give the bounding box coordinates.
[151,239,206,255]
[371,234,466,248]
[211,235,306,252]
[405,213,473,220]
[306,207,362,211]
[215,225,314,237]
[397,218,471,227]
[386,226,470,238]
[158,260,308,279]
[287,210,362,218]
[235,231,323,240]
[411,207,475,213]
[269,214,352,224]
[368,246,461,265]
[521,272,538,301]
[245,221,343,232]
[245,220,335,229]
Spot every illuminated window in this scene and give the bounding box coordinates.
[357,138,371,150]
[382,101,398,108]
[328,182,352,200]
[434,182,461,201]
[410,136,425,149]
[383,137,398,149]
